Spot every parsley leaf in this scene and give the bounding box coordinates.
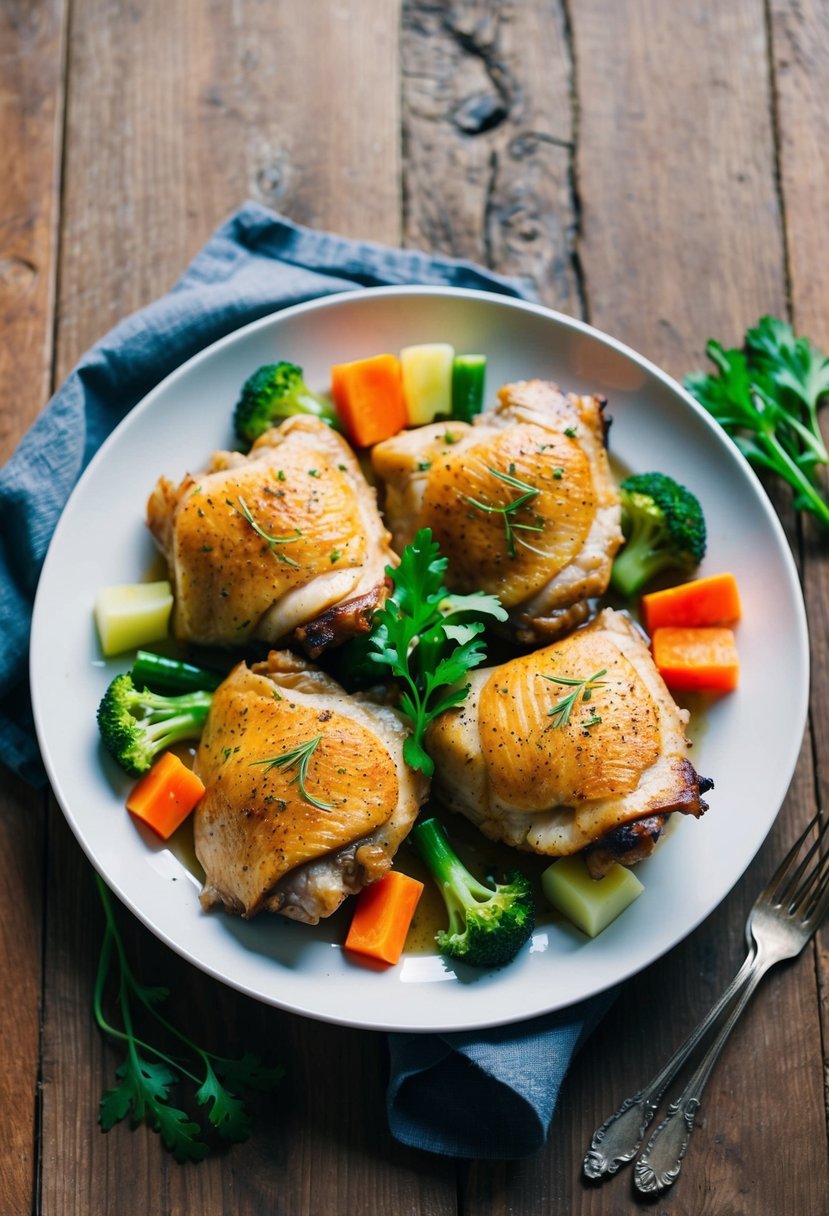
[196,1062,251,1142]
[367,529,507,776]
[685,315,829,526]
[93,876,283,1162]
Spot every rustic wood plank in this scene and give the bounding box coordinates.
[55,0,402,366]
[40,2,455,1213]
[0,776,45,1216]
[401,0,581,311]
[575,0,787,379]
[769,0,829,1158]
[0,0,65,450]
[0,2,66,1214]
[769,0,829,352]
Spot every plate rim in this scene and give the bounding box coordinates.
[30,284,810,1032]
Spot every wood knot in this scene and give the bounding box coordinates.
[0,256,37,289]
[451,91,508,135]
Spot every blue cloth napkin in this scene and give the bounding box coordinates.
[0,200,610,1159]
[388,992,614,1159]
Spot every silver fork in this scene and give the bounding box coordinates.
[583,808,829,1194]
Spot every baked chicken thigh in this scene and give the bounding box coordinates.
[425,608,708,872]
[372,380,624,643]
[194,650,428,923]
[147,416,395,654]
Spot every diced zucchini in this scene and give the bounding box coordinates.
[451,354,487,422]
[400,343,455,425]
[95,580,174,657]
[541,855,644,937]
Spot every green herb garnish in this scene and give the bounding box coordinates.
[249,734,334,810]
[463,465,545,558]
[685,315,829,527]
[542,667,607,729]
[366,529,507,776]
[94,876,282,1162]
[235,495,301,566]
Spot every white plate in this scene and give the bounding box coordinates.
[30,286,809,1032]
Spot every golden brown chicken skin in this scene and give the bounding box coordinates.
[425,608,706,861]
[194,651,428,923]
[147,416,395,653]
[372,380,624,644]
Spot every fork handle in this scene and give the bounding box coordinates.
[633,962,768,1194]
[583,948,757,1179]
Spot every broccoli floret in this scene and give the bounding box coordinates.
[411,818,535,968]
[233,362,338,445]
[97,673,213,777]
[610,471,707,599]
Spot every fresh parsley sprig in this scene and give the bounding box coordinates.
[367,529,508,776]
[685,315,829,527]
[93,876,283,1162]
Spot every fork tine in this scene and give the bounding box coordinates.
[786,811,829,920]
[766,809,824,906]
[803,861,829,926]
[799,818,829,924]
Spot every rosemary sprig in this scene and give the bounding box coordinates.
[249,734,334,810]
[463,465,545,558]
[542,667,607,729]
[235,495,301,566]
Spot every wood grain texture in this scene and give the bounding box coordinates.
[0,777,45,1216]
[55,0,402,376]
[572,0,787,378]
[557,2,826,1210]
[0,3,65,1214]
[770,0,829,350]
[462,754,826,1213]
[0,0,65,447]
[769,0,829,1157]
[401,0,581,311]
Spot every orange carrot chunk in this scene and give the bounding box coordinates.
[344,870,424,966]
[330,353,407,448]
[641,572,741,633]
[126,751,206,840]
[651,626,739,694]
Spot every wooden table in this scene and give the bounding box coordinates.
[3,2,828,1212]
